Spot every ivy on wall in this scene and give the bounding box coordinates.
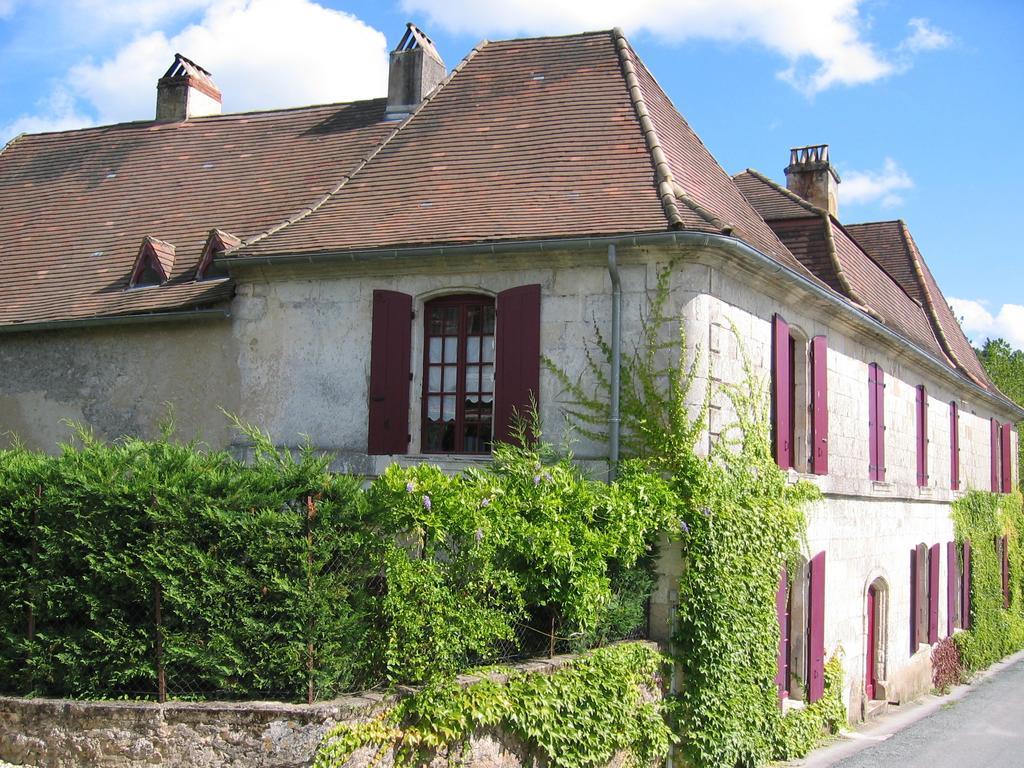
[314,642,674,768]
[547,264,837,766]
[951,490,1024,671]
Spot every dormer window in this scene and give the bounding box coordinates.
[196,229,239,281]
[128,236,176,288]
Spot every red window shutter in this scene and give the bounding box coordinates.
[962,540,972,630]
[928,543,940,644]
[910,547,918,650]
[494,284,541,444]
[875,366,886,482]
[1001,424,1013,493]
[808,551,826,702]
[991,418,1000,492]
[776,567,789,704]
[811,335,829,475]
[367,290,412,455]
[947,541,957,636]
[916,386,928,487]
[868,364,878,480]
[950,402,960,491]
[773,314,792,470]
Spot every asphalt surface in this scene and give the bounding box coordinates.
[828,656,1024,767]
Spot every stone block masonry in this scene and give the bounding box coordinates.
[0,648,658,767]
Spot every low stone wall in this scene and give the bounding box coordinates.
[0,651,643,768]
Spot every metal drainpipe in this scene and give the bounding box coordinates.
[608,243,622,483]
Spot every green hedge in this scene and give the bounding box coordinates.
[0,424,674,701]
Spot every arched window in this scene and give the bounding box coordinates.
[421,294,495,453]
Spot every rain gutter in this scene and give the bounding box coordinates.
[0,308,230,335]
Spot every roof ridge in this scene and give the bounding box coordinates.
[742,167,822,216]
[234,40,491,254]
[0,132,25,158]
[833,218,925,310]
[612,28,683,231]
[672,182,733,234]
[898,220,986,387]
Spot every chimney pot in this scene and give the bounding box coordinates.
[785,144,840,217]
[386,23,446,120]
[156,54,222,122]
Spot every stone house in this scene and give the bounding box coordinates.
[0,25,1020,720]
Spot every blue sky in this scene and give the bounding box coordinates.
[1,0,1021,347]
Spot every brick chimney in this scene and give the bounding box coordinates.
[386,23,445,120]
[156,54,222,122]
[785,144,841,217]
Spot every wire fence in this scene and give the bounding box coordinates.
[4,554,649,705]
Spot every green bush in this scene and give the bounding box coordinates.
[0,420,673,700]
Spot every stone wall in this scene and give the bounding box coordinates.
[0,650,654,768]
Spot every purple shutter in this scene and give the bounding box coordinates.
[494,284,541,445]
[811,335,829,475]
[773,314,792,469]
[928,543,940,644]
[868,364,878,480]
[876,366,886,481]
[962,541,972,630]
[947,541,956,636]
[1001,424,1013,493]
[950,402,960,491]
[367,290,412,455]
[776,567,788,704]
[916,386,928,487]
[991,418,1000,492]
[910,547,919,650]
[808,551,826,702]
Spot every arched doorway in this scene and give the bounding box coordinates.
[865,578,888,700]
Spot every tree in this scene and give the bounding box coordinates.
[977,338,1024,490]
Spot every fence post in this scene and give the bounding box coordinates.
[154,581,166,703]
[548,615,556,659]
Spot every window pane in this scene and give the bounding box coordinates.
[467,337,480,363]
[428,366,441,393]
[444,337,458,363]
[482,336,495,363]
[443,366,457,393]
[425,423,445,451]
[482,364,494,392]
[443,395,456,418]
[483,306,495,334]
[444,306,458,334]
[429,337,442,363]
[468,306,481,334]
[427,396,441,421]
[429,309,443,335]
[466,365,480,393]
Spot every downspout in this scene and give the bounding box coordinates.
[608,243,622,482]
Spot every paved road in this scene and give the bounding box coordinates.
[831,657,1024,767]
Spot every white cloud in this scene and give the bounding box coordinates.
[0,0,16,17]
[1,86,94,142]
[2,0,388,141]
[949,299,1024,350]
[900,17,953,54]
[402,0,904,95]
[840,157,913,208]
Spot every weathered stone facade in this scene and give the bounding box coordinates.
[0,238,1019,725]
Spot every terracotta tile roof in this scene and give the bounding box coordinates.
[237,30,810,283]
[734,169,1002,390]
[847,221,994,389]
[0,98,394,326]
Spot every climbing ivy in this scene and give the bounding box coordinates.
[951,490,1024,671]
[547,261,834,766]
[314,642,674,768]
